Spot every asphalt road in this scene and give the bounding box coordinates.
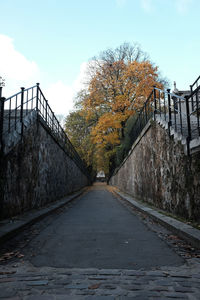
[21,183,183,269]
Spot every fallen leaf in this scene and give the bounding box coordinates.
[0,271,16,275]
[168,235,179,240]
[4,252,15,257]
[16,254,24,258]
[88,283,101,289]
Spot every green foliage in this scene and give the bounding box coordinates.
[115,114,138,167]
[64,109,97,173]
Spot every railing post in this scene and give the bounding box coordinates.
[167,89,172,136]
[190,85,194,111]
[153,86,157,120]
[20,87,25,137]
[36,83,40,113]
[0,94,5,153]
[45,99,48,123]
[36,83,40,129]
[185,95,191,156]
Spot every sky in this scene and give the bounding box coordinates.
[0,0,199,119]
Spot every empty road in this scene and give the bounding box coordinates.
[0,183,200,299]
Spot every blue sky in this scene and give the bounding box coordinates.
[0,0,199,117]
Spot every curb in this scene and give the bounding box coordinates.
[114,190,200,249]
[0,187,88,244]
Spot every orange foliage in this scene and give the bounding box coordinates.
[81,59,163,172]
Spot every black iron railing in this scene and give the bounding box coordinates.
[1,85,38,139]
[190,76,200,112]
[109,77,200,178]
[186,84,200,139]
[190,75,200,92]
[0,84,91,179]
[128,90,154,142]
[153,87,189,137]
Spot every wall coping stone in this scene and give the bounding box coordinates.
[0,187,88,244]
[114,189,200,249]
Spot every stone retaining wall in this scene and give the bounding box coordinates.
[0,119,90,219]
[109,121,200,221]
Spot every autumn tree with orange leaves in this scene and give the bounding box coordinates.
[65,43,166,175]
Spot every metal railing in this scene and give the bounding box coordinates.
[153,87,188,137]
[190,76,200,112]
[109,78,200,178]
[186,85,200,140]
[128,90,154,143]
[0,84,91,179]
[191,75,200,91]
[1,85,37,139]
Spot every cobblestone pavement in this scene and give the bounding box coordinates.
[0,184,200,299]
[0,259,200,299]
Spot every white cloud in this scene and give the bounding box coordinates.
[0,34,40,96]
[140,0,193,14]
[140,0,153,12]
[0,34,89,118]
[72,61,89,92]
[44,62,89,116]
[116,0,127,7]
[44,81,74,116]
[175,0,192,14]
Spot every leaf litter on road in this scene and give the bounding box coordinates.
[0,251,24,262]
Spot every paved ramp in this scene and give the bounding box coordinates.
[27,183,183,269]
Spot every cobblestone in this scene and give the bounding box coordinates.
[0,259,200,299]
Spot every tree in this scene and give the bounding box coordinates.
[65,43,166,175]
[65,108,96,171]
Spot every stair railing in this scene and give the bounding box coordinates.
[190,75,200,111]
[2,84,37,137]
[109,81,200,178]
[153,87,187,136]
[186,84,200,140]
[36,84,90,177]
[0,84,91,179]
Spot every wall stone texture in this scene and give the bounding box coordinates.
[110,121,200,222]
[0,119,90,219]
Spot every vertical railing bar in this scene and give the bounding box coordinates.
[173,97,177,131]
[190,85,194,111]
[195,92,200,135]
[185,95,191,155]
[15,95,17,130]
[39,90,41,113]
[31,87,33,110]
[20,87,25,137]
[41,94,43,118]
[36,83,39,116]
[167,89,171,136]
[0,95,5,152]
[179,97,183,135]
[164,92,166,121]
[8,98,11,133]
[153,86,157,121]
[41,94,43,117]
[159,90,161,117]
[45,100,48,122]
[26,89,28,114]
[47,105,49,126]
[43,95,45,118]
